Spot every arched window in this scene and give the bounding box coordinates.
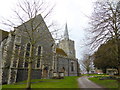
[36,46,41,68]
[38,46,41,55]
[12,44,20,67]
[25,43,30,67]
[71,62,74,71]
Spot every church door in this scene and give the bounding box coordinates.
[42,67,48,78]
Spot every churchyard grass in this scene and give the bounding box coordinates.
[89,77,118,88]
[2,76,79,88]
[82,74,108,76]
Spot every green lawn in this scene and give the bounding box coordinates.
[2,76,79,88]
[82,74,108,76]
[89,77,118,88]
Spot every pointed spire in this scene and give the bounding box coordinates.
[64,23,69,40]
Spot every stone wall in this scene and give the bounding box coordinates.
[56,56,78,76]
[58,39,76,59]
[16,69,42,82]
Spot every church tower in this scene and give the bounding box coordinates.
[58,23,76,58]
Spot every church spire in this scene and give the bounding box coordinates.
[64,23,69,40]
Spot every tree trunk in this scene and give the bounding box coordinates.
[26,44,33,89]
[115,37,119,75]
[26,62,32,89]
[77,61,80,76]
[118,66,120,75]
[117,44,120,75]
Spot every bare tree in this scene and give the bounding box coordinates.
[88,0,120,75]
[49,22,64,43]
[1,0,56,89]
[81,54,93,74]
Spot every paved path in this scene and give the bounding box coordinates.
[78,76,106,89]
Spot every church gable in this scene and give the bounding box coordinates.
[14,14,54,45]
[0,14,55,84]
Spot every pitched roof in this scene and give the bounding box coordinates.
[56,48,67,56]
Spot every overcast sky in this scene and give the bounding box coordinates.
[0,0,96,59]
[50,0,96,59]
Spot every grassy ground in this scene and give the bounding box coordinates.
[2,76,79,88]
[82,74,108,76]
[89,77,118,88]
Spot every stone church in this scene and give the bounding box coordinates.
[0,14,80,84]
[54,24,79,76]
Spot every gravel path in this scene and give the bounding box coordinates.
[78,76,106,89]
